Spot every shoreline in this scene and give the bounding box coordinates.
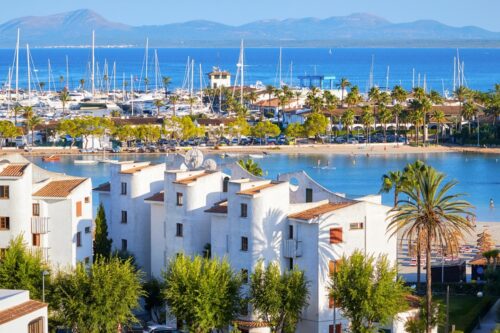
[2,143,499,157]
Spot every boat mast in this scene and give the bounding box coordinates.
[369,55,374,90]
[385,66,390,92]
[91,30,95,97]
[279,47,282,88]
[122,73,125,101]
[15,28,19,101]
[453,57,456,91]
[145,38,149,94]
[113,61,116,102]
[240,39,244,105]
[199,63,203,99]
[66,55,69,90]
[190,59,194,97]
[130,74,134,116]
[154,49,158,94]
[48,59,51,93]
[26,44,31,106]
[7,67,11,114]
[289,61,293,87]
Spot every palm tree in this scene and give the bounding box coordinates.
[265,84,275,111]
[153,99,165,116]
[337,77,351,103]
[432,109,446,144]
[378,104,392,142]
[388,166,474,333]
[144,77,150,93]
[187,97,196,115]
[361,106,374,141]
[392,104,403,143]
[454,86,470,131]
[39,82,45,92]
[391,85,408,105]
[169,95,180,117]
[294,91,301,106]
[237,159,263,177]
[419,97,432,144]
[59,76,64,91]
[27,115,42,146]
[162,76,172,97]
[60,90,71,114]
[462,102,476,133]
[379,170,404,206]
[409,99,423,145]
[13,105,23,126]
[429,90,443,105]
[79,79,85,92]
[412,87,425,101]
[341,109,354,136]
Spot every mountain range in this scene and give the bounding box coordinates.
[0,9,499,47]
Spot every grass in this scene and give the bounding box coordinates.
[434,294,496,333]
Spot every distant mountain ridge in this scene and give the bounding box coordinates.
[0,9,499,47]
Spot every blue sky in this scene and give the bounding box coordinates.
[3,0,500,31]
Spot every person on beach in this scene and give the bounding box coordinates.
[490,198,494,208]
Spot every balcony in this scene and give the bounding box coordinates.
[283,239,303,258]
[30,246,49,262]
[31,217,49,234]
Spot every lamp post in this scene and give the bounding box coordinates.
[42,270,49,303]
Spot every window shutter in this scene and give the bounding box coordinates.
[76,201,82,217]
[330,227,343,244]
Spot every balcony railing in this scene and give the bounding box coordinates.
[283,239,303,258]
[30,246,49,262]
[31,217,50,234]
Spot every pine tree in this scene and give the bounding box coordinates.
[93,203,112,261]
[477,230,495,253]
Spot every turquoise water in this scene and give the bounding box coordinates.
[27,152,500,221]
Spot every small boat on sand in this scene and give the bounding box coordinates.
[249,154,264,159]
[42,155,60,162]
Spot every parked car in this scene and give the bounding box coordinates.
[143,325,183,333]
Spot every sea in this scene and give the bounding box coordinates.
[1,47,500,93]
[27,152,500,222]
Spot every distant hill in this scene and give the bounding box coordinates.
[0,9,499,47]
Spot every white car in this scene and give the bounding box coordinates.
[143,325,182,333]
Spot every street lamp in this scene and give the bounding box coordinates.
[42,270,49,303]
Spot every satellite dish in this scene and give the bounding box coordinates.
[203,159,217,171]
[184,149,204,170]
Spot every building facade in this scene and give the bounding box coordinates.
[0,290,48,333]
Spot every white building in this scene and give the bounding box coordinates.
[208,69,231,89]
[0,289,48,333]
[0,155,93,268]
[94,161,165,276]
[141,156,398,333]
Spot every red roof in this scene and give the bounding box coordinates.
[33,179,87,198]
[0,300,47,325]
[288,202,355,220]
[237,182,280,196]
[145,191,164,202]
[205,200,228,214]
[0,164,29,177]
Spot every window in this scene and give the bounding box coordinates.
[329,227,343,244]
[121,210,128,224]
[121,239,128,251]
[176,223,183,237]
[305,188,313,203]
[85,226,91,234]
[32,234,41,247]
[32,203,40,216]
[349,222,364,230]
[0,185,9,199]
[240,203,248,217]
[241,237,248,251]
[28,317,44,333]
[223,177,229,193]
[84,196,90,203]
[121,182,127,195]
[84,257,90,264]
[329,324,342,333]
[288,225,294,239]
[288,257,294,270]
[241,269,249,283]
[0,217,10,230]
[176,192,183,206]
[76,232,82,247]
[76,201,82,217]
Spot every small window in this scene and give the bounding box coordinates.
[241,237,248,251]
[84,196,90,203]
[349,222,364,230]
[76,232,81,247]
[84,257,90,264]
[121,182,127,195]
[288,257,294,270]
[305,188,313,203]
[121,211,127,224]
[240,203,248,218]
[121,239,128,251]
[0,186,9,199]
[85,226,91,234]
[176,192,183,206]
[76,201,82,217]
[32,203,40,216]
[32,234,41,247]
[241,269,249,283]
[288,225,294,239]
[330,227,343,244]
[329,324,342,333]
[223,177,229,193]
[0,217,10,230]
[176,223,183,237]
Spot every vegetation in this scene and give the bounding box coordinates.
[93,203,113,261]
[162,254,243,333]
[387,164,474,333]
[249,261,309,333]
[238,158,263,176]
[329,250,409,333]
[0,120,21,148]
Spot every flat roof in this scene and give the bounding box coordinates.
[173,171,216,185]
[145,191,164,202]
[93,182,110,192]
[288,202,355,220]
[237,182,280,196]
[205,200,228,214]
[120,163,158,174]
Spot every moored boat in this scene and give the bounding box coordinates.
[42,155,60,162]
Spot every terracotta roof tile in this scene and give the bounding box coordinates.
[0,164,29,177]
[120,164,158,174]
[173,171,216,185]
[145,191,164,202]
[33,179,87,198]
[288,202,355,220]
[0,300,47,325]
[237,182,279,196]
[93,182,110,192]
[234,320,270,329]
[205,200,228,214]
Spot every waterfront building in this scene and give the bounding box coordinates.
[0,289,48,333]
[208,69,231,89]
[0,155,92,268]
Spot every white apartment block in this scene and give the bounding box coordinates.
[0,155,93,268]
[0,289,48,333]
[139,156,397,333]
[94,161,165,276]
